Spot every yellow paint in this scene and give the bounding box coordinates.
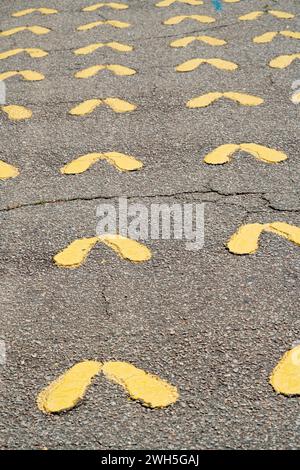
[61,152,142,174]
[12,8,58,17]
[239,11,264,21]
[75,64,136,78]
[99,235,152,262]
[267,222,300,247]
[37,361,102,413]
[0,48,48,60]
[227,222,300,255]
[170,35,226,48]
[176,58,237,72]
[0,70,44,81]
[292,91,300,104]
[270,345,300,395]
[0,160,19,179]
[54,235,151,268]
[82,2,128,11]
[0,26,50,37]
[269,10,295,19]
[103,97,136,113]
[1,105,32,121]
[77,20,130,31]
[156,0,203,6]
[74,42,133,55]
[187,92,263,108]
[102,362,178,408]
[204,144,240,164]
[253,32,278,44]
[269,53,300,69]
[163,15,215,25]
[54,237,99,268]
[227,223,265,255]
[204,143,287,165]
[281,31,300,40]
[69,98,136,115]
[239,10,294,21]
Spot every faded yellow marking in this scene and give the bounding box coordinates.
[239,10,294,21]
[54,237,99,268]
[253,32,278,43]
[156,0,203,6]
[37,361,102,414]
[270,345,300,395]
[82,2,128,11]
[0,26,50,37]
[269,53,300,69]
[227,222,300,255]
[170,35,226,48]
[227,223,265,255]
[102,362,178,408]
[75,64,136,78]
[292,90,300,104]
[12,8,58,17]
[74,42,133,55]
[176,58,237,72]
[69,98,136,115]
[204,143,287,165]
[267,222,300,247]
[187,92,263,108]
[103,97,136,113]
[0,160,19,179]
[99,234,152,262]
[281,31,300,40]
[0,70,44,81]
[204,144,240,164]
[0,48,48,60]
[269,10,295,19]
[1,105,32,121]
[54,235,151,268]
[61,152,142,174]
[77,20,130,31]
[163,15,215,25]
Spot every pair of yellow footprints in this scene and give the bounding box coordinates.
[38,360,179,413]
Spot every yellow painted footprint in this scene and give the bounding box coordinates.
[270,345,300,395]
[37,360,178,413]
[75,64,136,79]
[170,35,226,48]
[163,15,215,25]
[156,0,203,6]
[74,42,133,55]
[0,26,50,37]
[0,70,44,81]
[187,92,263,108]
[77,20,130,31]
[82,2,128,11]
[0,160,19,179]
[54,234,152,268]
[269,53,300,69]
[0,48,48,60]
[69,98,136,116]
[253,31,300,44]
[176,58,238,72]
[227,222,300,255]
[203,143,287,165]
[12,8,58,17]
[1,105,32,121]
[239,10,295,21]
[61,151,142,174]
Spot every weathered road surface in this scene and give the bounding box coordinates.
[0,0,300,449]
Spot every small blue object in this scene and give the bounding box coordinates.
[212,0,222,11]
